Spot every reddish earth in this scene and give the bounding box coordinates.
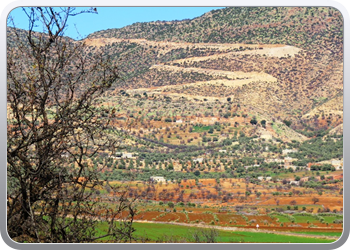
[132,210,343,232]
[105,178,343,212]
[103,178,343,233]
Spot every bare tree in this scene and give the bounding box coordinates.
[289,200,297,206]
[7,7,135,243]
[312,197,320,204]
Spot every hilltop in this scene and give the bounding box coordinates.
[7,6,344,146]
[80,7,342,136]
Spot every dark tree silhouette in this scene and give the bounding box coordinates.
[312,197,320,204]
[7,7,136,243]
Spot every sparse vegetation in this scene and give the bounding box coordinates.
[7,6,343,244]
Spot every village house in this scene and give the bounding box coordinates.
[150,176,166,183]
[266,159,284,163]
[257,176,272,181]
[244,164,260,170]
[331,159,343,170]
[114,152,135,159]
[306,159,343,171]
[193,158,204,163]
[282,149,298,155]
[122,153,134,159]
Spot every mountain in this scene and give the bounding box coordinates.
[88,7,343,51]
[7,6,344,141]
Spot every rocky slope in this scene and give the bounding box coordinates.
[7,7,344,139]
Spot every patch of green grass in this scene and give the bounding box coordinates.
[322,216,342,224]
[132,223,189,241]
[293,215,318,223]
[294,231,342,237]
[192,125,213,133]
[94,222,336,243]
[273,215,291,223]
[272,123,283,135]
[217,231,336,243]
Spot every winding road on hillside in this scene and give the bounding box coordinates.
[85,37,299,92]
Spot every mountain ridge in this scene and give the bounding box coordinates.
[7,6,344,140]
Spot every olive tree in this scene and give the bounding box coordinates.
[7,7,136,243]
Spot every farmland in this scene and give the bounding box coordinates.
[78,91,343,243]
[86,173,343,243]
[94,222,339,243]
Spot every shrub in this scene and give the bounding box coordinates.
[333,219,343,224]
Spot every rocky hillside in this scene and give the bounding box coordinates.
[7,7,344,137]
[88,7,343,52]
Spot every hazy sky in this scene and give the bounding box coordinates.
[8,7,225,40]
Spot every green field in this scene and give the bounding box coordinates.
[192,125,213,133]
[95,222,337,243]
[294,231,342,237]
[293,215,319,223]
[273,215,292,223]
[132,223,337,243]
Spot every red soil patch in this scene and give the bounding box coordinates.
[188,213,215,223]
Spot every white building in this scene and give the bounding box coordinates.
[244,164,260,169]
[150,176,166,183]
[282,149,298,155]
[266,159,284,163]
[257,176,272,181]
[331,159,343,170]
[114,152,134,159]
[121,153,133,159]
[193,158,204,163]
